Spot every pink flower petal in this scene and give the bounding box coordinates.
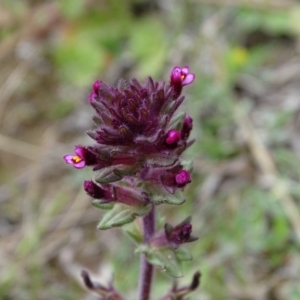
[171,67,182,82]
[64,155,75,164]
[182,73,195,86]
[74,160,86,169]
[181,67,189,75]
[75,146,85,159]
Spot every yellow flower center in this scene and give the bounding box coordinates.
[181,74,185,81]
[72,156,82,163]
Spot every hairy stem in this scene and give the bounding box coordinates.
[138,205,155,300]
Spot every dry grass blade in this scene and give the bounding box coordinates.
[235,105,300,244]
[0,62,29,127]
[0,134,41,160]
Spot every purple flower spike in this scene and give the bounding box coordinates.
[170,66,195,87]
[63,146,86,169]
[166,129,181,144]
[92,80,101,93]
[175,170,191,187]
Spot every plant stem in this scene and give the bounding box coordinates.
[138,204,155,300]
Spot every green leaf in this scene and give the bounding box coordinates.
[95,165,137,184]
[113,165,138,177]
[125,225,143,245]
[175,247,192,262]
[169,112,186,130]
[95,167,123,183]
[92,200,114,210]
[146,153,177,167]
[97,204,151,230]
[136,246,187,278]
[146,249,183,278]
[181,160,193,173]
[150,189,186,205]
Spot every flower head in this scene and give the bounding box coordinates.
[171,66,195,86]
[63,146,86,169]
[88,75,192,158]
[170,66,195,97]
[64,66,195,205]
[171,66,195,92]
[63,146,99,169]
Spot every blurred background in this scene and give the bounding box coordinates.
[1,0,300,299]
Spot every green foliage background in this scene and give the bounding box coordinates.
[1,0,300,299]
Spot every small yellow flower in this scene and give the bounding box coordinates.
[231,47,248,67]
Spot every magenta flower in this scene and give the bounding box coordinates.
[64,146,86,169]
[92,80,101,93]
[171,66,195,87]
[140,165,191,192]
[166,129,181,145]
[170,66,195,97]
[175,170,191,187]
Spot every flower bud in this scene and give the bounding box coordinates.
[165,217,198,248]
[166,129,181,145]
[175,170,191,187]
[182,115,193,140]
[92,80,101,93]
[151,217,198,249]
[84,180,108,199]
